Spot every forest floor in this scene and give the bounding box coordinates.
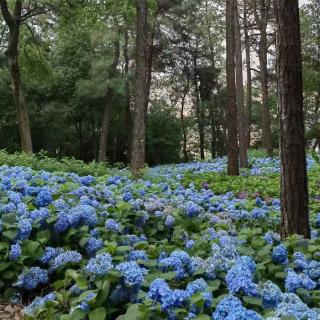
[0,155,319,319]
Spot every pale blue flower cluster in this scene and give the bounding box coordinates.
[116,261,148,286]
[84,253,113,277]
[15,267,48,290]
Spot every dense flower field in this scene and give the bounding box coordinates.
[0,157,320,320]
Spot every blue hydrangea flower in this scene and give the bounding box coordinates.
[272,244,288,264]
[39,247,64,264]
[49,250,82,272]
[105,218,120,233]
[116,261,148,286]
[285,269,316,292]
[24,293,56,316]
[159,250,192,280]
[8,191,22,204]
[127,250,148,262]
[123,192,133,202]
[212,295,262,320]
[185,201,201,217]
[85,237,103,257]
[259,281,282,309]
[35,189,53,207]
[18,218,33,240]
[9,243,21,261]
[148,278,188,312]
[84,253,113,277]
[54,205,97,233]
[15,267,49,290]
[165,215,175,227]
[186,278,213,308]
[80,175,95,186]
[225,264,257,296]
[275,293,319,319]
[30,208,50,222]
[186,239,195,249]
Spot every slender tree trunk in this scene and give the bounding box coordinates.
[144,27,155,116]
[234,0,248,168]
[277,0,310,239]
[209,96,216,159]
[180,71,190,163]
[98,90,114,162]
[123,25,132,163]
[243,0,252,148]
[259,29,273,156]
[226,0,239,175]
[193,51,205,160]
[131,0,148,177]
[254,0,273,156]
[1,1,33,153]
[98,39,120,162]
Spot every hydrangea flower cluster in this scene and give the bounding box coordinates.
[14,267,48,290]
[24,293,56,316]
[212,295,262,320]
[105,218,121,233]
[285,268,316,292]
[9,243,21,261]
[84,253,113,277]
[159,250,193,280]
[116,261,148,286]
[272,244,288,264]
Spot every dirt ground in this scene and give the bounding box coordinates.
[0,304,23,320]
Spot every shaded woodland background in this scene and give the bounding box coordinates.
[0,0,319,166]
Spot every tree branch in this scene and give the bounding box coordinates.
[0,0,15,29]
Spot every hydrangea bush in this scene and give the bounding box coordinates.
[0,156,319,319]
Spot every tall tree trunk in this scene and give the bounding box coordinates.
[98,39,120,162]
[98,90,114,162]
[124,26,132,163]
[181,71,190,163]
[209,98,216,159]
[226,0,239,175]
[243,0,252,148]
[259,29,273,156]
[277,0,310,239]
[1,0,33,153]
[193,50,205,160]
[234,0,248,168]
[144,27,155,115]
[131,0,148,177]
[254,0,273,156]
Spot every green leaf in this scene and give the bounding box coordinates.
[0,262,11,272]
[89,308,106,320]
[123,304,148,320]
[242,296,263,307]
[2,230,17,240]
[70,309,86,320]
[195,315,211,320]
[96,281,110,306]
[36,230,51,244]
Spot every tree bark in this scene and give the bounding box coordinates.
[180,70,190,163]
[144,26,155,116]
[124,25,132,163]
[243,0,252,149]
[254,0,273,156]
[276,0,310,239]
[131,0,148,177]
[226,0,239,175]
[193,48,205,160]
[1,0,33,153]
[97,38,120,162]
[234,0,248,168]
